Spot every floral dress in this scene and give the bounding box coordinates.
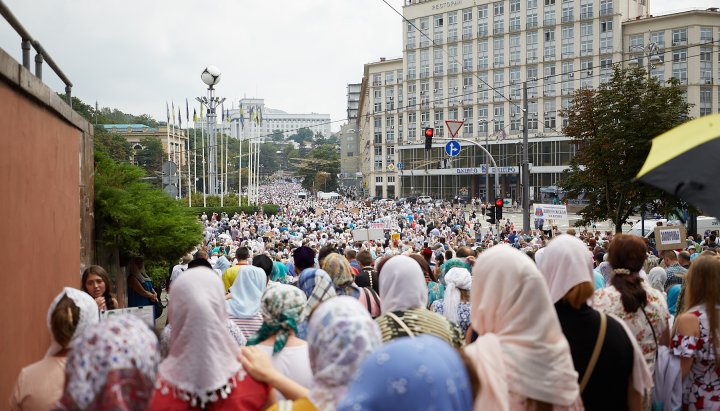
[430,299,472,336]
[672,305,720,411]
[593,282,670,374]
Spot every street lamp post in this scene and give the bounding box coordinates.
[196,66,225,196]
[628,42,663,79]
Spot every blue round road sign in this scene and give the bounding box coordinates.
[445,140,461,157]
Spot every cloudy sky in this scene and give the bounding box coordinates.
[0,0,716,132]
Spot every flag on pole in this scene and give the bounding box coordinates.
[171,101,176,125]
[258,107,263,126]
[501,129,507,140]
[185,98,190,123]
[178,108,182,127]
[200,102,204,119]
[166,101,170,123]
[239,104,245,129]
[226,109,231,123]
[221,102,225,122]
[193,108,197,123]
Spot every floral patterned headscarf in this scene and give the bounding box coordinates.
[55,315,160,411]
[307,296,382,411]
[322,253,358,297]
[247,284,307,354]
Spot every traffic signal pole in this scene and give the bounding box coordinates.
[522,81,530,233]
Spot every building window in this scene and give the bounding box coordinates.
[650,31,665,48]
[672,48,688,84]
[580,3,592,19]
[630,34,643,48]
[599,0,613,16]
[494,1,504,15]
[387,176,395,183]
[478,4,488,18]
[463,107,474,134]
[672,28,687,45]
[700,88,712,116]
[700,27,713,43]
[376,177,383,183]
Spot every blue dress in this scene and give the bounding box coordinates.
[127,278,153,310]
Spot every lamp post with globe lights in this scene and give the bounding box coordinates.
[196,65,225,196]
[627,42,663,79]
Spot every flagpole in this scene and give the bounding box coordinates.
[220,122,224,208]
[178,123,182,201]
[187,127,192,207]
[224,116,228,203]
[202,113,207,207]
[193,123,198,206]
[166,102,171,161]
[247,119,253,206]
[242,120,245,209]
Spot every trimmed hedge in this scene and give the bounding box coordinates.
[188,204,280,217]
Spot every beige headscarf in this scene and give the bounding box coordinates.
[465,244,580,410]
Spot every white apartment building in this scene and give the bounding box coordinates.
[206,98,332,142]
[358,0,719,200]
[358,58,404,198]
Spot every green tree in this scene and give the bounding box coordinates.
[133,137,164,186]
[289,127,314,145]
[560,67,691,232]
[94,127,133,163]
[270,129,285,142]
[296,144,340,192]
[94,151,202,274]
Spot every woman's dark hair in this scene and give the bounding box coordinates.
[252,254,274,276]
[317,245,339,267]
[408,253,434,282]
[187,258,213,269]
[81,265,116,310]
[608,234,648,313]
[51,295,80,348]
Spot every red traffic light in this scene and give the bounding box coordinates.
[424,127,434,138]
[495,198,504,207]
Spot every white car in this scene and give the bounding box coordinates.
[417,196,432,204]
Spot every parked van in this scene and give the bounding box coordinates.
[626,216,720,239]
[317,191,341,200]
[297,192,308,199]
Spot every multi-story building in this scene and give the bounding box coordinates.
[102,123,188,166]
[340,84,363,189]
[212,98,332,142]
[358,0,719,200]
[358,57,404,198]
[622,9,720,118]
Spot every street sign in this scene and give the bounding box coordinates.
[445,140,461,157]
[397,162,404,170]
[387,163,395,171]
[445,120,464,138]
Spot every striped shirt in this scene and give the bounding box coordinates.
[376,307,465,348]
[229,313,264,340]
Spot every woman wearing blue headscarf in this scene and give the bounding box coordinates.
[337,335,476,411]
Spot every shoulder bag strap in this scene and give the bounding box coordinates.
[641,307,659,360]
[386,311,416,338]
[580,312,607,393]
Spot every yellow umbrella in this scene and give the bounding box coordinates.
[636,114,720,217]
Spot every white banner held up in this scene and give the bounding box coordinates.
[533,204,568,221]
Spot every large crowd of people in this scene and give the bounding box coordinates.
[9,181,720,411]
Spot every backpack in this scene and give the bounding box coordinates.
[360,287,382,318]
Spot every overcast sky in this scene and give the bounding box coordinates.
[0,0,716,132]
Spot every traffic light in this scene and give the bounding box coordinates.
[424,127,434,150]
[495,198,503,220]
[486,206,496,225]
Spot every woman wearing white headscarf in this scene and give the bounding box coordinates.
[431,266,473,336]
[647,266,668,295]
[539,235,651,411]
[226,264,267,339]
[465,244,583,411]
[10,288,98,411]
[375,255,464,347]
[149,267,271,410]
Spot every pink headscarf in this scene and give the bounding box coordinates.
[159,267,245,408]
[465,244,581,410]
